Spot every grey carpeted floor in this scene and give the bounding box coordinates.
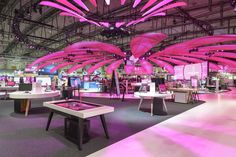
[0,97,203,157]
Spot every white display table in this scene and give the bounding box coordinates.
[0,86,19,99]
[134,92,173,116]
[43,99,114,150]
[169,88,199,103]
[9,90,60,116]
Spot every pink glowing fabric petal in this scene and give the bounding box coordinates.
[214,52,236,59]
[56,0,85,16]
[151,35,236,57]
[106,59,124,74]
[139,60,153,74]
[36,59,64,70]
[126,20,136,27]
[115,22,125,28]
[40,1,86,20]
[89,0,97,7]
[67,58,105,74]
[143,0,173,16]
[99,22,110,28]
[133,12,166,25]
[133,0,141,8]
[28,51,64,67]
[121,0,126,5]
[144,2,187,17]
[149,58,174,74]
[141,0,157,11]
[87,59,115,74]
[59,12,86,22]
[28,51,99,68]
[124,65,135,74]
[158,57,189,65]
[160,55,221,71]
[198,45,236,52]
[105,0,110,5]
[50,62,73,73]
[64,41,125,57]
[170,53,236,67]
[73,0,89,11]
[130,33,167,58]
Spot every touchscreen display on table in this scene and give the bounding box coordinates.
[53,101,99,111]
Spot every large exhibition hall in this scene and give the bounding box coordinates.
[0,0,236,157]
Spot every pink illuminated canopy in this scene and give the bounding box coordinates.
[40,0,186,28]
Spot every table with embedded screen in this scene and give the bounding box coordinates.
[43,99,114,150]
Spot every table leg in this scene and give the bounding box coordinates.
[138,97,143,110]
[46,111,54,131]
[151,98,154,116]
[77,118,84,150]
[25,99,30,117]
[163,99,168,113]
[100,115,109,139]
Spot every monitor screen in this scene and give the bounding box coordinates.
[36,77,51,86]
[19,83,32,91]
[174,62,209,80]
[38,65,58,75]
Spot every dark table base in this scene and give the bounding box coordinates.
[45,110,110,150]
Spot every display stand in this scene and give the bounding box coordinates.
[110,71,120,97]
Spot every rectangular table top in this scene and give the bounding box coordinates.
[43,99,114,119]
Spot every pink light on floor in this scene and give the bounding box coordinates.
[87,59,115,74]
[139,60,153,74]
[130,32,167,58]
[133,0,141,8]
[73,0,89,11]
[143,0,173,16]
[149,58,174,74]
[106,59,124,74]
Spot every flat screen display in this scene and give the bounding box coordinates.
[174,62,208,80]
[36,77,51,86]
[38,65,58,75]
[53,101,99,111]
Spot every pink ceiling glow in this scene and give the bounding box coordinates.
[28,33,236,75]
[39,0,186,28]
